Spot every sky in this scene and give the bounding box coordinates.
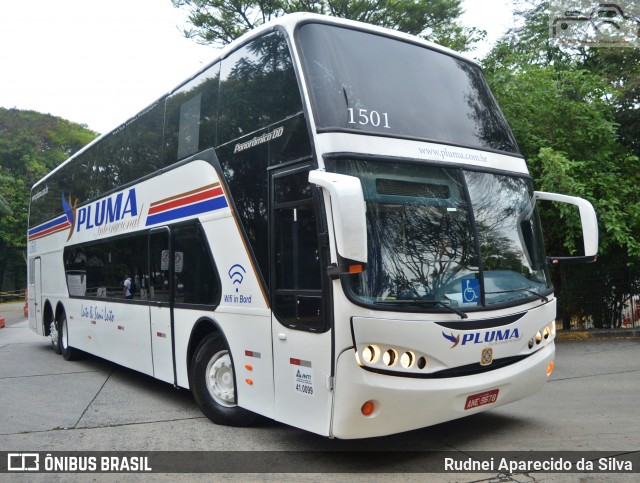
[0,0,516,135]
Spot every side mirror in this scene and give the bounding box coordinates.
[534,191,599,263]
[309,170,367,275]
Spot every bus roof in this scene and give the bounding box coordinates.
[33,12,480,190]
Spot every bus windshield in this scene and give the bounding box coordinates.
[297,23,519,154]
[331,159,551,309]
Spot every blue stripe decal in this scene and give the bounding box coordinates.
[145,197,228,226]
[29,215,69,236]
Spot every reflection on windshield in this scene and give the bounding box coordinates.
[334,159,551,311]
[297,23,519,154]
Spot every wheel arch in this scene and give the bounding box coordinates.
[186,317,230,387]
[42,300,55,336]
[54,301,66,324]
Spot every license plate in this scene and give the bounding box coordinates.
[464,389,499,410]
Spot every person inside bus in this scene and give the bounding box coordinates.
[123,274,133,300]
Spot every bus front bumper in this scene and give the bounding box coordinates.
[330,342,554,439]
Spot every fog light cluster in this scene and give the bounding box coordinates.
[528,321,555,349]
[356,344,429,372]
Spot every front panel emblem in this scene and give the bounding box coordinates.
[480,348,493,366]
[442,332,460,348]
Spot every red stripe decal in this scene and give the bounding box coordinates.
[148,187,223,215]
[28,222,71,240]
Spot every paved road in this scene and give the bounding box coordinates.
[0,302,25,328]
[1,312,639,482]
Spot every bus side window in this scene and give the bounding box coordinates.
[163,62,220,164]
[172,224,221,306]
[218,31,302,146]
[272,169,324,331]
[64,233,148,300]
[123,101,164,176]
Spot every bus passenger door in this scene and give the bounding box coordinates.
[270,167,334,436]
[148,228,175,384]
[28,257,41,332]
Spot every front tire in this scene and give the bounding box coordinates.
[190,334,258,426]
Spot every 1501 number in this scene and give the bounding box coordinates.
[347,108,390,128]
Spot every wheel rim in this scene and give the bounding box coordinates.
[61,317,68,349]
[205,350,236,407]
[50,321,58,348]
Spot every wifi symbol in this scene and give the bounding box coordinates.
[228,264,247,292]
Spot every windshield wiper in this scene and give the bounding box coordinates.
[521,289,549,303]
[485,288,548,303]
[374,299,468,319]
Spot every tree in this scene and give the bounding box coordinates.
[172,0,484,51]
[482,1,640,328]
[0,108,97,291]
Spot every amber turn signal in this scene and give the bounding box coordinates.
[361,400,375,416]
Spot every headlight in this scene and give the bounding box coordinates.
[357,345,429,372]
[383,349,397,366]
[362,345,379,363]
[400,351,414,369]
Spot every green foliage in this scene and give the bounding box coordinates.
[0,108,98,290]
[482,1,639,258]
[581,49,640,156]
[172,0,484,51]
[535,148,640,258]
[488,65,618,164]
[482,1,640,327]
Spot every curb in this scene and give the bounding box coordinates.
[556,328,640,340]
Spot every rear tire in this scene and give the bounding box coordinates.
[50,320,61,355]
[190,334,258,426]
[59,312,79,361]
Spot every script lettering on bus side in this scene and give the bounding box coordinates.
[31,185,49,202]
[80,304,115,323]
[233,126,284,153]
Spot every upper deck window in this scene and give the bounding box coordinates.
[296,23,519,155]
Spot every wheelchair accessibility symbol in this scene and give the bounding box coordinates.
[462,279,480,303]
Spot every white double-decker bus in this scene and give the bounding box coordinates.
[27,13,598,439]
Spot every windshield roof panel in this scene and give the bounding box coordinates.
[297,23,520,155]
